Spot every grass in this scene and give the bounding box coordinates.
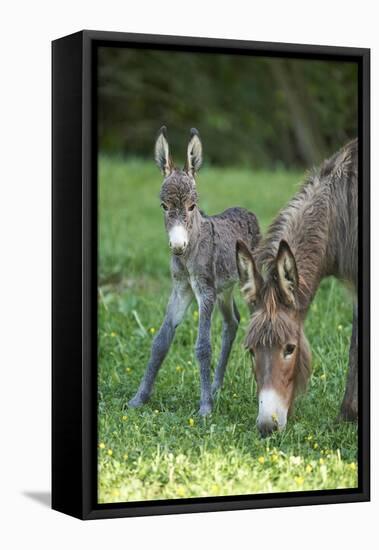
[98,156,358,504]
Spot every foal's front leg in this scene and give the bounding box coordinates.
[194,285,216,416]
[128,282,193,408]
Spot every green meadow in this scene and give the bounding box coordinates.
[98,156,358,504]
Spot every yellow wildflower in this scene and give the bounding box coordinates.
[107,449,113,456]
[319,458,325,465]
[122,415,128,421]
[123,453,128,460]
[305,464,313,474]
[149,327,156,334]
[154,409,159,414]
[99,442,105,449]
[176,486,185,497]
[258,456,265,464]
[295,476,304,486]
[110,331,117,338]
[320,373,326,380]
[188,418,195,427]
[337,324,343,331]
[126,367,132,373]
[313,443,319,449]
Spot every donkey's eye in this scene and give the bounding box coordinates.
[161,203,169,211]
[188,204,196,211]
[284,344,296,357]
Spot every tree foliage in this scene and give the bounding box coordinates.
[98,47,358,169]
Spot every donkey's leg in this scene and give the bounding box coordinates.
[211,291,240,396]
[339,304,358,421]
[128,283,193,408]
[194,288,216,416]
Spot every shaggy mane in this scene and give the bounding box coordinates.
[245,282,299,349]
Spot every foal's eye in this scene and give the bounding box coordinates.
[284,344,296,357]
[188,204,196,211]
[161,203,168,211]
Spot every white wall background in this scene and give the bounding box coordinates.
[0,1,376,548]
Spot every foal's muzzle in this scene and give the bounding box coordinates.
[170,242,188,255]
[168,225,188,255]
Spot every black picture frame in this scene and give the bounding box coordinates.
[52,30,370,520]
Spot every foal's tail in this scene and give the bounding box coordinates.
[247,211,261,252]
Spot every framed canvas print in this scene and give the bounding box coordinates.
[52,30,370,520]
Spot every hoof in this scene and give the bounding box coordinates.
[338,404,358,422]
[198,402,213,416]
[128,394,148,408]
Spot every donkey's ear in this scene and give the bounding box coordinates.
[236,240,262,306]
[185,128,203,176]
[276,240,299,307]
[155,126,173,176]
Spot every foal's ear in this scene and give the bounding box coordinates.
[185,128,203,176]
[155,126,174,176]
[236,240,262,306]
[276,240,299,307]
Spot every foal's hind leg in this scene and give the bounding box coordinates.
[128,282,193,408]
[211,290,240,396]
[339,304,358,421]
[193,285,216,416]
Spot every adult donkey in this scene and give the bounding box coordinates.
[129,127,260,415]
[236,139,358,436]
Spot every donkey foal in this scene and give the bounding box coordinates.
[129,127,260,415]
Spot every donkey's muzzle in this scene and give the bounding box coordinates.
[256,388,288,437]
[257,419,279,438]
